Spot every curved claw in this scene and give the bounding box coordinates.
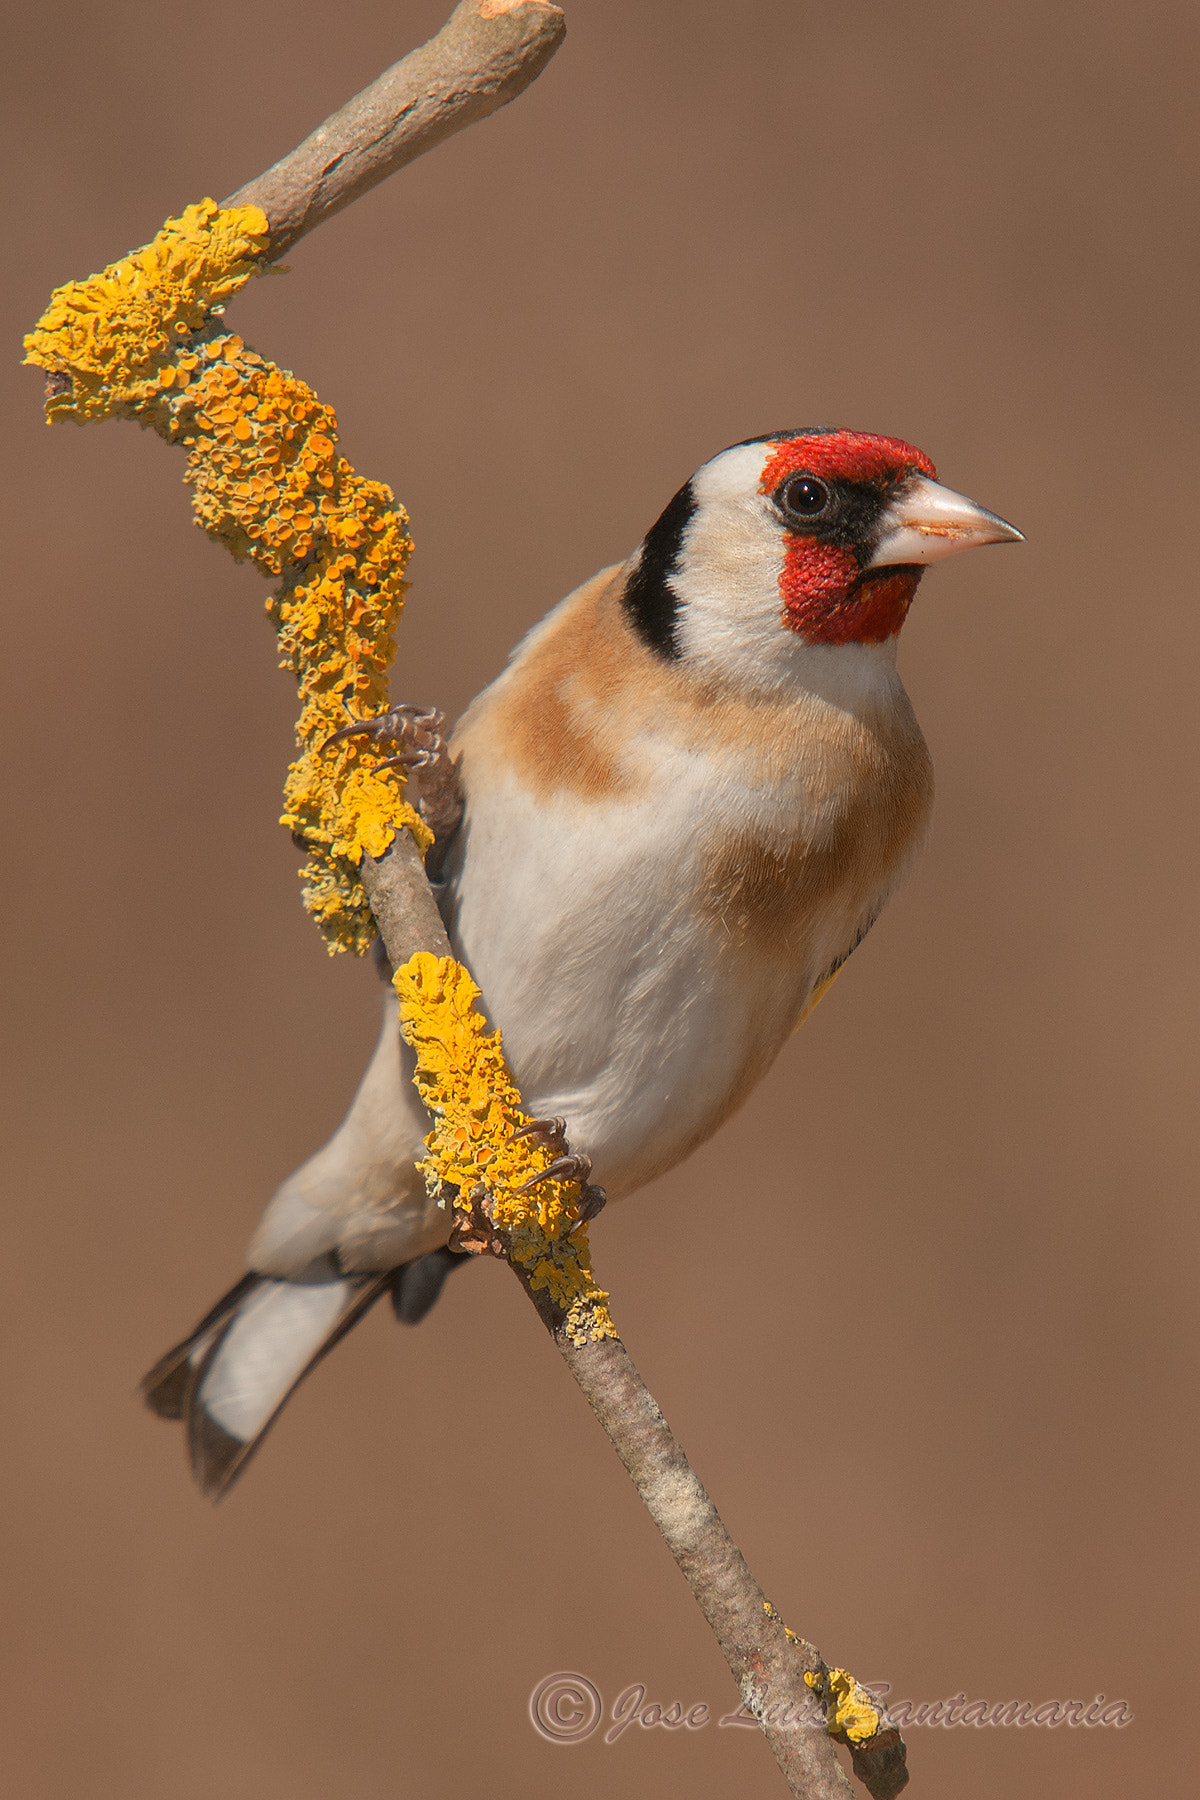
[513,1152,593,1195]
[510,1116,567,1148]
[376,748,433,773]
[322,717,379,750]
[322,704,444,754]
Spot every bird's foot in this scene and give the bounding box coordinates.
[513,1145,606,1234]
[510,1115,568,1155]
[511,1123,604,1228]
[324,703,463,842]
[514,1151,593,1194]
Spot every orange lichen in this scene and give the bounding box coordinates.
[393,952,617,1344]
[24,198,427,953]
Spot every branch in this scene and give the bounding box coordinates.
[224,0,567,258]
[30,6,908,1794]
[365,859,908,1800]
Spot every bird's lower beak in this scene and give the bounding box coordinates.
[867,474,1024,569]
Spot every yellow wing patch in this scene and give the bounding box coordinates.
[793,960,847,1032]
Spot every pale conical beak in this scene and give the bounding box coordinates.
[867,474,1024,569]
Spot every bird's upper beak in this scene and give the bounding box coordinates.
[867,474,1024,569]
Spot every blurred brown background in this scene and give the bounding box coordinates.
[2,1,1196,1795]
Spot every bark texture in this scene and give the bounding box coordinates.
[225,0,566,258]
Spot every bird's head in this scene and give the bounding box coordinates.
[622,428,1022,691]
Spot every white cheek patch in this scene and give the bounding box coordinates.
[671,443,799,692]
[667,440,902,704]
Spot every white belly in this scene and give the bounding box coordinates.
[441,753,877,1198]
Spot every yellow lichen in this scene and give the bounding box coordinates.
[28,203,618,1332]
[23,200,269,422]
[394,952,617,1344]
[804,1667,882,1746]
[24,198,427,953]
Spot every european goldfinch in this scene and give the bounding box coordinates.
[143,427,1021,1495]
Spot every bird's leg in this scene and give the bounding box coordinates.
[324,703,463,843]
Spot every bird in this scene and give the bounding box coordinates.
[142,426,1022,1496]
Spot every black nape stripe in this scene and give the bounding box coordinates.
[622,478,697,660]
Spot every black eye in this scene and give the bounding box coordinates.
[780,475,830,519]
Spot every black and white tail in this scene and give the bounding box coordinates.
[141,1249,464,1498]
[141,1257,387,1497]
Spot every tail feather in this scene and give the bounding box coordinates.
[142,1259,388,1499]
[143,1249,475,1497]
[140,1273,259,1421]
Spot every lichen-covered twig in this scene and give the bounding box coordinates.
[24,198,425,952]
[362,846,907,1800]
[392,951,616,1344]
[27,5,908,1795]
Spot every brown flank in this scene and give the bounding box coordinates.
[471,560,933,966]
